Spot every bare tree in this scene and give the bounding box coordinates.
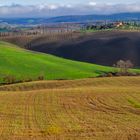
[113,60,133,74]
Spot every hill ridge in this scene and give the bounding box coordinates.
[0,41,113,83]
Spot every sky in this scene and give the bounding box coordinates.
[0,0,140,17]
[0,0,140,5]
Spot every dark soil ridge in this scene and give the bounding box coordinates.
[28,31,140,67]
[1,31,140,67]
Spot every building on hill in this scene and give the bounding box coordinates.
[114,22,123,27]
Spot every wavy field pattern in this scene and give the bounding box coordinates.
[0,77,140,140]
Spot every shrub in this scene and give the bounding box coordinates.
[113,60,134,74]
[3,75,16,84]
[37,75,45,80]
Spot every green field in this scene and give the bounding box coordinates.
[0,39,140,140]
[0,41,115,83]
[0,41,140,84]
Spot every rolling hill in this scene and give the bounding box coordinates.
[0,77,140,139]
[1,12,140,24]
[0,41,114,83]
[28,31,140,67]
[45,12,140,23]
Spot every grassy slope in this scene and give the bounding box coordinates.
[0,41,114,82]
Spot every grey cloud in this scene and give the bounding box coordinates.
[0,3,140,17]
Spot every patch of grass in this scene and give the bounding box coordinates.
[46,125,62,135]
[128,98,140,108]
[0,41,115,83]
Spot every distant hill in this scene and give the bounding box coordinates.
[45,13,140,23]
[0,41,114,83]
[0,12,140,24]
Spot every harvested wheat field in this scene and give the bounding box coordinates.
[0,77,140,140]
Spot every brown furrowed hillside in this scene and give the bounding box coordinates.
[28,31,140,67]
[0,77,140,140]
[2,31,140,67]
[1,31,140,67]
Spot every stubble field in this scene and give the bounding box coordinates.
[0,77,140,140]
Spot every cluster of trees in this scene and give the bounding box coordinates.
[125,21,140,27]
[113,60,134,74]
[101,60,139,77]
[0,30,41,38]
[86,23,115,30]
[86,21,140,31]
[0,25,77,38]
[0,32,77,52]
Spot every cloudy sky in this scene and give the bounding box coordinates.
[0,0,140,17]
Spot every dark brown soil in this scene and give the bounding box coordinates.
[1,31,140,67]
[28,31,140,67]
